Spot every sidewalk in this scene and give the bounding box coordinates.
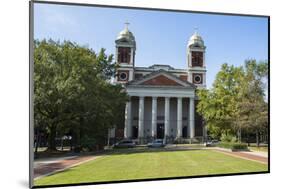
[213,148,268,164]
[34,155,99,179]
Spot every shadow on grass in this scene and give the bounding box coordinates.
[102,146,204,156]
[34,162,69,178]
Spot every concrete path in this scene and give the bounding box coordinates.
[165,145,268,164]
[34,155,99,179]
[243,150,268,158]
[34,156,78,166]
[213,148,268,164]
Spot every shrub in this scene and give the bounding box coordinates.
[81,137,97,151]
[220,133,237,143]
[218,142,248,150]
[230,136,238,143]
[173,138,201,144]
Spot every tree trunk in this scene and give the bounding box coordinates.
[256,130,260,147]
[35,130,39,154]
[237,128,241,143]
[70,137,73,151]
[61,138,64,151]
[247,132,250,146]
[47,125,57,151]
[73,128,81,153]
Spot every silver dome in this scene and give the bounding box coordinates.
[188,30,204,48]
[116,23,136,46]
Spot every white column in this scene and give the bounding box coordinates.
[124,98,132,138]
[138,96,145,138]
[127,98,132,138]
[130,48,134,65]
[164,97,170,137]
[177,97,183,138]
[151,97,157,138]
[203,124,208,141]
[188,50,192,67]
[129,70,133,81]
[124,101,128,138]
[203,50,206,67]
[203,73,206,87]
[189,97,195,138]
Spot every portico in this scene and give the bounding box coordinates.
[124,95,195,141]
[114,24,207,143]
[123,70,197,143]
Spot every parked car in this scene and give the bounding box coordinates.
[204,140,219,147]
[113,140,136,148]
[147,139,165,148]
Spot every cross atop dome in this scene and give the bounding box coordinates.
[194,27,199,35]
[125,21,130,30]
[116,22,136,45]
[188,27,205,48]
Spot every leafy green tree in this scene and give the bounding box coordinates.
[197,64,244,139]
[197,60,268,144]
[34,39,127,152]
[236,60,268,146]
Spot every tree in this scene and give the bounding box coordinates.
[197,63,244,139]
[197,60,268,144]
[236,60,268,146]
[34,39,127,152]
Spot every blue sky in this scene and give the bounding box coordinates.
[34,3,268,88]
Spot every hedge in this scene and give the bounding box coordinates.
[218,142,248,150]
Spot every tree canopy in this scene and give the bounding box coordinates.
[34,39,128,152]
[197,60,268,145]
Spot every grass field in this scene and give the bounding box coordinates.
[35,149,268,186]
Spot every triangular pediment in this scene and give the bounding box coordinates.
[127,70,195,88]
[141,74,183,86]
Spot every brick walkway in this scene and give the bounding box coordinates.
[214,149,268,164]
[34,155,98,179]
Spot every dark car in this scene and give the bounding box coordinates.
[113,140,136,148]
[147,139,165,148]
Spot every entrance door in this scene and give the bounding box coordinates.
[132,126,138,139]
[157,123,165,139]
[182,126,187,138]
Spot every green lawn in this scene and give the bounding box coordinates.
[35,149,268,186]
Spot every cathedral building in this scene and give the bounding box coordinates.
[114,24,207,143]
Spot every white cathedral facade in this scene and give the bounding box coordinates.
[114,24,207,143]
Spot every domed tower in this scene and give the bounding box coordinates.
[187,29,207,88]
[115,22,136,84]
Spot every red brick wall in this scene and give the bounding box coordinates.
[179,75,188,81]
[115,129,124,138]
[142,75,182,86]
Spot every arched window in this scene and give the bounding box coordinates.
[191,51,203,67]
[118,47,131,63]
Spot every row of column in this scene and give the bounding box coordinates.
[124,96,195,139]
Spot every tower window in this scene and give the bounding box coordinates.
[117,70,129,81]
[191,51,203,67]
[120,72,127,80]
[193,73,203,84]
[118,47,131,63]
